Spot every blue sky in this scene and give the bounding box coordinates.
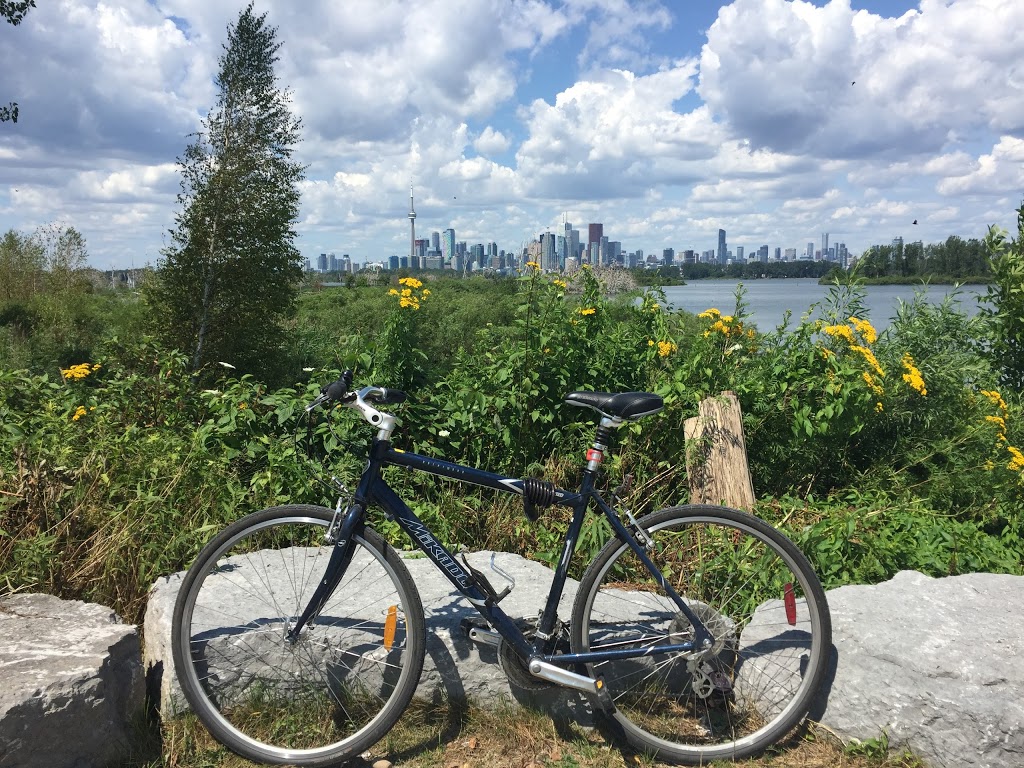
[1,0,1022,269]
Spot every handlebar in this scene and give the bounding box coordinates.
[305,370,408,414]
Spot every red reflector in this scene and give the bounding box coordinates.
[784,583,797,625]
[586,449,603,463]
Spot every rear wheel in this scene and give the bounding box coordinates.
[571,504,831,764]
[172,505,425,767]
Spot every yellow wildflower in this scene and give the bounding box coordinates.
[698,308,721,319]
[553,279,567,289]
[849,317,878,345]
[900,353,927,396]
[422,289,431,297]
[650,303,659,312]
[862,372,884,397]
[61,363,96,381]
[823,325,855,344]
[821,348,834,360]
[580,307,596,316]
[657,340,676,358]
[398,276,423,289]
[239,402,248,411]
[389,288,399,296]
[851,345,885,377]
[401,288,412,297]
[980,389,1008,414]
[72,405,88,421]
[1008,446,1024,472]
[526,261,540,269]
[648,339,655,346]
[875,402,884,412]
[986,415,1007,430]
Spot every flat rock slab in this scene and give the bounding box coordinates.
[0,593,145,768]
[813,570,1024,768]
[144,550,590,719]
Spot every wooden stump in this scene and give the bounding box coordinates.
[683,391,756,511]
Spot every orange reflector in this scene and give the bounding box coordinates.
[784,583,797,625]
[383,605,398,650]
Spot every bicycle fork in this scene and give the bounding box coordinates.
[286,497,364,642]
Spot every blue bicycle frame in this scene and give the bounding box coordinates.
[289,432,715,678]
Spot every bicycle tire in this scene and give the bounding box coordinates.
[171,504,425,767]
[570,504,831,765]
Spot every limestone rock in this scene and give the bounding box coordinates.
[144,550,589,719]
[0,593,145,768]
[812,571,1024,768]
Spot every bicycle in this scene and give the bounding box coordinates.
[171,371,832,766]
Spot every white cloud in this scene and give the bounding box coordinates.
[474,127,511,155]
[937,136,1024,196]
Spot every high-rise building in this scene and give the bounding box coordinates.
[431,231,440,251]
[540,232,557,271]
[717,229,727,264]
[822,233,829,259]
[736,245,744,261]
[408,186,417,267]
[588,223,603,262]
[662,248,675,265]
[758,245,769,262]
[442,228,456,265]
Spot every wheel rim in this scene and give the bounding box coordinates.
[177,515,418,760]
[577,513,827,758]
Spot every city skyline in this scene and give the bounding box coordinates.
[2,1,1023,270]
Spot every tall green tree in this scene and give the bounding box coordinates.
[981,202,1024,390]
[147,3,304,379]
[1,0,35,122]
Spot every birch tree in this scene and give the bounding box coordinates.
[148,3,304,378]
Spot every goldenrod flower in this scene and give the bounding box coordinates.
[849,317,878,345]
[900,353,927,396]
[579,307,596,316]
[1009,446,1024,472]
[657,340,676,358]
[61,363,96,381]
[823,325,854,343]
[72,405,88,421]
[698,308,721,319]
[398,276,423,289]
[851,345,885,377]
[862,371,884,397]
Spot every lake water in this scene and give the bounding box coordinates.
[658,279,986,331]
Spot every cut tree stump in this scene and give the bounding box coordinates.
[683,391,756,511]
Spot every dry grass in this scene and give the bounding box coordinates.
[131,702,926,768]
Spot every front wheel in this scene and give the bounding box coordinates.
[171,505,426,767]
[571,504,831,765]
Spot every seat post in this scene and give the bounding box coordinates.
[586,416,620,473]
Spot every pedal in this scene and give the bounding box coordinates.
[459,617,501,647]
[459,553,512,605]
[594,675,616,713]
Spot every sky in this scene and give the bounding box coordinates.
[2,0,1023,270]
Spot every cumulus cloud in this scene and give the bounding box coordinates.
[699,0,1024,160]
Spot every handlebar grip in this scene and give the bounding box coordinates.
[372,388,407,405]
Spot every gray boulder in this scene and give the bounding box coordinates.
[0,593,145,768]
[144,550,588,718]
[813,571,1024,768]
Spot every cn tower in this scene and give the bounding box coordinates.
[408,184,416,267]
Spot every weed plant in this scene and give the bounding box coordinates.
[1,258,1022,626]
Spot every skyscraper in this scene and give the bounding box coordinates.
[408,185,416,267]
[588,223,603,263]
[717,229,727,264]
[442,228,456,266]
